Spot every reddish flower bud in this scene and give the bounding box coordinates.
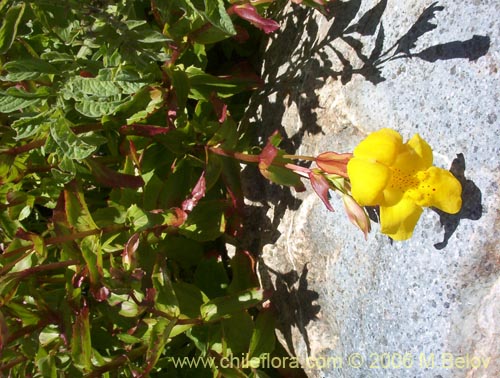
[342,194,371,240]
[315,151,352,177]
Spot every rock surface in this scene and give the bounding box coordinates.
[243,1,500,377]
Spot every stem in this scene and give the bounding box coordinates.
[284,163,310,177]
[282,154,315,161]
[3,139,45,155]
[0,356,28,372]
[209,147,260,163]
[1,224,127,263]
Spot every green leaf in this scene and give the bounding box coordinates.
[186,66,258,100]
[126,204,166,232]
[50,118,97,160]
[0,3,25,54]
[204,0,236,36]
[173,282,209,319]
[71,306,92,372]
[152,262,180,317]
[200,287,263,322]
[194,257,229,298]
[0,95,41,113]
[161,236,204,270]
[191,0,236,44]
[167,66,189,113]
[260,165,306,191]
[248,309,276,361]
[1,87,52,99]
[75,98,128,118]
[64,76,145,98]
[3,59,59,80]
[221,311,254,355]
[228,251,259,294]
[81,235,102,286]
[11,111,52,140]
[146,318,177,373]
[179,200,226,242]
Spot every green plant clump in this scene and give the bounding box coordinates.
[0,0,325,376]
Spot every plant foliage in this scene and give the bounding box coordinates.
[0,0,305,376]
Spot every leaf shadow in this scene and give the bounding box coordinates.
[260,263,321,357]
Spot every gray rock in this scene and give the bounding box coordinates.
[242,1,500,377]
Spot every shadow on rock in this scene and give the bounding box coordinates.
[434,153,483,249]
[245,0,491,151]
[260,263,321,357]
[241,0,490,360]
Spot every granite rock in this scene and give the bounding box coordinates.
[242,1,500,377]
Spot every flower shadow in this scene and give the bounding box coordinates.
[433,153,483,249]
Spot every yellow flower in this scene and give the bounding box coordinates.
[347,128,462,240]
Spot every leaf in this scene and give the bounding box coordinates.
[228,251,259,294]
[204,0,236,36]
[0,95,41,113]
[3,59,59,81]
[74,98,127,118]
[186,66,260,100]
[258,141,278,169]
[125,204,164,232]
[50,118,97,160]
[194,257,229,298]
[11,111,52,140]
[167,66,189,113]
[64,76,145,98]
[62,180,99,232]
[248,309,276,362]
[221,311,254,355]
[71,306,92,372]
[179,200,226,242]
[145,318,177,374]
[0,3,26,54]
[86,159,145,189]
[200,287,263,322]
[2,86,52,99]
[152,262,180,317]
[260,165,305,191]
[81,235,103,289]
[173,282,209,319]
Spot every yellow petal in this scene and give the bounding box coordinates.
[380,198,423,241]
[393,133,433,174]
[413,167,462,213]
[353,128,403,165]
[347,157,390,206]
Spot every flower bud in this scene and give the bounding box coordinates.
[342,194,371,239]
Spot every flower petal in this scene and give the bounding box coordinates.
[393,133,433,173]
[380,198,423,241]
[347,157,390,206]
[353,128,402,165]
[413,167,462,213]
